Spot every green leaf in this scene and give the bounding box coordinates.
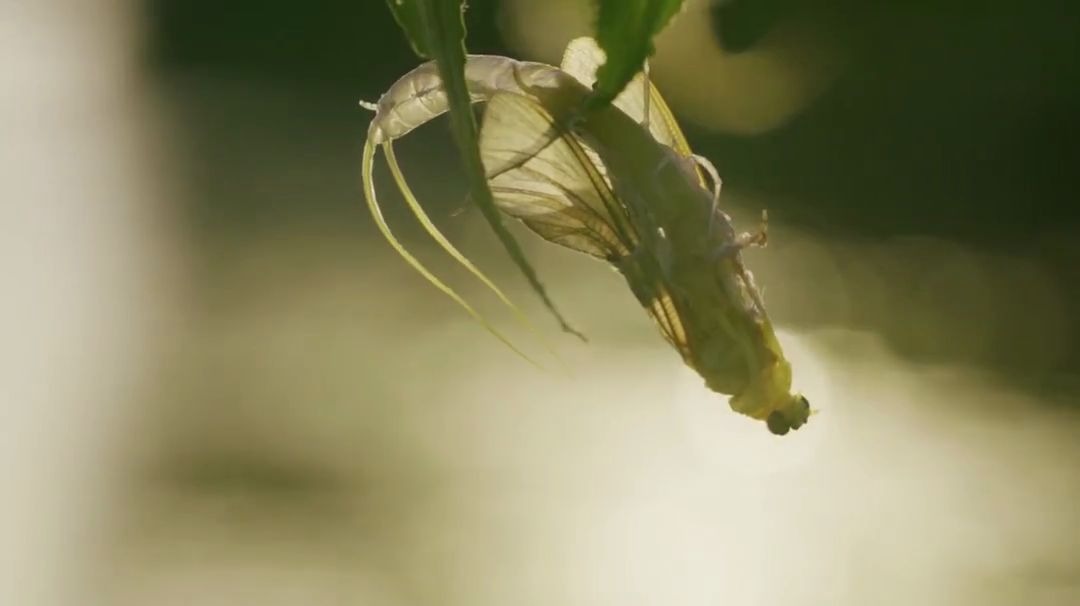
[383,0,582,338]
[588,0,686,111]
[384,0,430,57]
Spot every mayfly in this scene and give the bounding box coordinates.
[361,38,812,435]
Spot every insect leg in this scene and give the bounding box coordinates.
[709,209,769,261]
[642,60,652,133]
[691,154,724,234]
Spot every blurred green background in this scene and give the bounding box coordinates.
[73,1,1080,604]
[146,0,1080,381]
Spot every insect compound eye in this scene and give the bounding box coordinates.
[786,395,811,431]
[766,411,790,436]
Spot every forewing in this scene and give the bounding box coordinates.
[650,291,691,360]
[480,92,634,260]
[479,90,692,360]
[560,38,701,358]
[561,37,697,163]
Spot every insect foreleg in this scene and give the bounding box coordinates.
[650,149,700,190]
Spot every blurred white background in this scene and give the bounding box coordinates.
[1,1,1077,605]
[1,2,179,605]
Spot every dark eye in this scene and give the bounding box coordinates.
[798,395,810,411]
[766,411,790,436]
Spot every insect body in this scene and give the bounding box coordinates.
[362,38,811,435]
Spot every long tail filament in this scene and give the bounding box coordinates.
[361,139,543,367]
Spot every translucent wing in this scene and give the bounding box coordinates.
[559,37,704,358]
[480,92,635,260]
[561,37,697,162]
[651,292,691,360]
[480,92,691,357]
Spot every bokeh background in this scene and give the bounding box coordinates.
[3,1,1078,605]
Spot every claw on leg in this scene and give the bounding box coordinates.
[710,209,770,261]
[752,208,769,247]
